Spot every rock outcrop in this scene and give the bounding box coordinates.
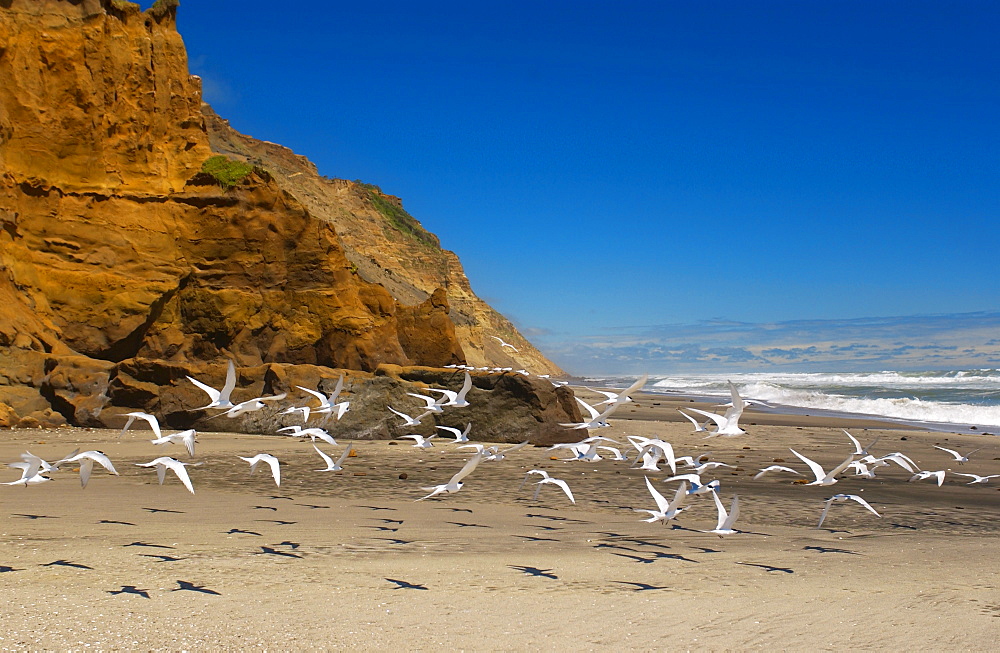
[0,0,576,438]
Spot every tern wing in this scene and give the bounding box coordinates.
[168,461,195,494]
[78,458,95,488]
[334,445,353,467]
[328,375,345,402]
[574,397,600,421]
[789,448,827,483]
[847,494,880,517]
[296,385,329,407]
[723,381,744,422]
[933,445,960,459]
[547,478,575,504]
[723,495,740,530]
[644,475,669,513]
[686,407,726,430]
[264,456,281,486]
[312,444,335,469]
[710,489,729,530]
[825,454,858,482]
[187,375,221,404]
[455,372,473,402]
[501,441,530,455]
[843,430,863,455]
[449,452,484,485]
[817,497,835,528]
[219,360,237,404]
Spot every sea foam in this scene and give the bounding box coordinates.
[640,370,1000,429]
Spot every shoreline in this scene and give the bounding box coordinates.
[1,406,998,648]
[571,386,998,435]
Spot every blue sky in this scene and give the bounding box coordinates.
[166,1,999,375]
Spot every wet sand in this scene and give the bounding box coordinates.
[1,399,998,650]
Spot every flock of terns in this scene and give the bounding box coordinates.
[3,362,996,535]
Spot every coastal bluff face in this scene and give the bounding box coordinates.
[0,0,576,436]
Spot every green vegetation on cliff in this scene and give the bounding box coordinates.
[201,156,254,190]
[356,182,440,249]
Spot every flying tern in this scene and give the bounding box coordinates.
[238,454,282,486]
[401,434,436,449]
[816,494,881,528]
[705,492,740,537]
[135,457,199,494]
[789,448,857,486]
[684,381,747,437]
[387,405,433,427]
[436,423,472,443]
[119,412,162,439]
[312,444,353,472]
[55,450,119,488]
[186,360,237,410]
[635,476,687,524]
[417,452,484,500]
[753,465,803,481]
[953,473,1000,485]
[491,336,519,352]
[909,470,946,486]
[933,445,983,464]
[150,429,197,457]
[533,475,576,504]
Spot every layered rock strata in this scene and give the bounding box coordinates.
[0,0,576,438]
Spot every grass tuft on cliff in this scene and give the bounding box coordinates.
[149,0,180,18]
[356,182,440,249]
[201,156,255,190]
[110,0,140,10]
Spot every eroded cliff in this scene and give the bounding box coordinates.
[0,0,577,437]
[203,107,566,376]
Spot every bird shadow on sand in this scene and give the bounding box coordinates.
[98,519,135,526]
[373,518,404,525]
[509,565,558,580]
[225,528,262,536]
[737,562,794,574]
[172,580,221,595]
[435,507,473,513]
[611,551,700,564]
[296,504,330,509]
[445,521,490,528]
[123,541,174,549]
[524,513,590,524]
[12,513,57,520]
[142,507,184,514]
[356,505,397,512]
[613,581,670,591]
[254,519,296,526]
[0,565,22,572]
[255,546,302,558]
[251,505,278,511]
[803,545,860,555]
[265,495,295,501]
[139,554,186,562]
[108,585,150,598]
[889,522,918,530]
[41,559,92,570]
[385,578,428,590]
[512,534,561,543]
[373,537,414,545]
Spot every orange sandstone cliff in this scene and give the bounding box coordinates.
[0,0,577,439]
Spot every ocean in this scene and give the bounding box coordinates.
[578,369,1000,432]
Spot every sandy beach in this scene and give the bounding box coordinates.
[1,393,998,650]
